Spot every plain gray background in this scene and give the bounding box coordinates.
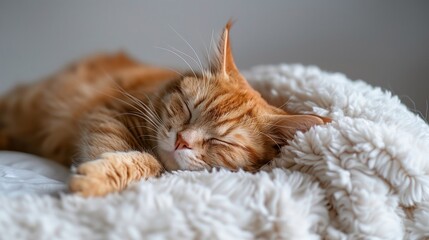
[1,1,428,120]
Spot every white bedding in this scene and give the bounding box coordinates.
[1,64,428,239]
[0,151,69,196]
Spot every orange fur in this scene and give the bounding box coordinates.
[0,23,329,197]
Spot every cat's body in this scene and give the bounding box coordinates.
[0,23,329,196]
[0,52,178,166]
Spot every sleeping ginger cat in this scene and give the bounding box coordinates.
[0,22,329,197]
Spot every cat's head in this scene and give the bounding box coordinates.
[156,22,330,171]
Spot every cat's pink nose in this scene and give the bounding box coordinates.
[175,132,191,150]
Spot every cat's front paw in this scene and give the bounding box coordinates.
[68,151,163,197]
[69,160,113,197]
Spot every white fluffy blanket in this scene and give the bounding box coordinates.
[1,64,429,239]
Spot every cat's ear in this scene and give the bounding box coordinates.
[212,20,243,81]
[266,114,328,146]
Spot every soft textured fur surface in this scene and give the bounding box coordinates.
[0,23,328,197]
[1,64,429,239]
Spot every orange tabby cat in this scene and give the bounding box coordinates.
[0,22,329,197]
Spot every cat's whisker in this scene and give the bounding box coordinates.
[162,66,185,78]
[167,45,202,74]
[209,30,215,62]
[268,121,327,133]
[130,113,161,132]
[257,158,275,171]
[95,69,164,129]
[116,102,161,130]
[149,143,163,150]
[137,135,163,144]
[278,98,292,110]
[201,30,215,79]
[251,127,262,138]
[150,145,157,151]
[128,99,163,131]
[202,42,209,79]
[113,112,157,128]
[127,121,160,133]
[95,89,155,128]
[257,130,281,150]
[109,83,161,123]
[263,123,305,130]
[155,46,197,78]
[130,124,163,137]
[135,133,162,140]
[168,25,204,74]
[114,111,160,132]
[136,92,165,125]
[207,29,215,78]
[137,133,160,142]
[104,81,167,133]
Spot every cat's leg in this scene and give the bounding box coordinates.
[69,110,163,197]
[70,151,163,197]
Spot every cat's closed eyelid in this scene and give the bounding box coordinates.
[183,102,192,124]
[166,93,190,118]
[208,138,232,146]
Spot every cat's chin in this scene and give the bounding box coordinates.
[173,149,207,171]
[157,149,181,171]
[157,148,208,171]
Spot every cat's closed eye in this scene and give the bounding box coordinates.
[165,93,191,124]
[183,101,192,124]
[208,138,232,146]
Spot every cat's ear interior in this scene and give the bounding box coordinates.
[217,20,238,76]
[266,114,327,146]
[212,21,247,84]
